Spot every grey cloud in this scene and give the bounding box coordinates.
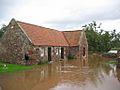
[0,0,17,17]
[1,0,120,30]
[47,1,120,29]
[0,0,26,22]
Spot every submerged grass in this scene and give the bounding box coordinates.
[105,61,118,65]
[0,62,43,73]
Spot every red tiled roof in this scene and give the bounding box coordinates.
[17,21,82,47]
[63,30,81,46]
[17,21,69,46]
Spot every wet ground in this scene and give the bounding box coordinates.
[0,54,120,90]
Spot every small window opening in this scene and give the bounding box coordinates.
[83,47,86,56]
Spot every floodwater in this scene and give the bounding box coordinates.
[0,55,120,90]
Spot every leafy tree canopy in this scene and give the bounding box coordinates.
[0,24,7,38]
[83,21,120,53]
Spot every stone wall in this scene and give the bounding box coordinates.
[0,19,32,64]
[79,31,88,59]
[66,46,79,59]
[0,21,67,65]
[66,31,88,59]
[31,47,67,64]
[0,19,87,64]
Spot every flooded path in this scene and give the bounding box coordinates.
[0,55,120,90]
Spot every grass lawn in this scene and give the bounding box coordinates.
[0,62,39,73]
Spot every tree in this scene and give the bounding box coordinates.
[83,21,120,53]
[83,21,103,52]
[0,24,7,38]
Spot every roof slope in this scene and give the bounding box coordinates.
[63,31,81,46]
[16,20,82,47]
[17,21,69,46]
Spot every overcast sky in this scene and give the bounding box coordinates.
[0,0,120,31]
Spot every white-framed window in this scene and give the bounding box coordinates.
[59,48,61,54]
[44,48,47,56]
[56,48,59,55]
[39,47,44,57]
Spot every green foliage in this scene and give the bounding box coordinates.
[67,54,76,60]
[84,21,120,53]
[106,61,118,65]
[0,24,7,38]
[111,48,120,50]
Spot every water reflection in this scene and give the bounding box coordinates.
[0,55,120,90]
[116,68,120,82]
[0,86,2,90]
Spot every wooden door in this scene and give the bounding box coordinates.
[61,47,64,59]
[48,47,52,61]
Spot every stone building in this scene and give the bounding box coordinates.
[0,18,88,64]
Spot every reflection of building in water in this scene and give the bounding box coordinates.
[41,69,45,80]
[116,57,120,68]
[2,55,119,90]
[0,86,2,90]
[109,64,116,76]
[48,64,53,77]
[81,56,88,67]
[116,68,120,82]
[0,63,60,90]
[54,60,90,86]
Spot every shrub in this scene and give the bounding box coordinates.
[67,54,76,60]
[102,53,117,58]
[111,48,120,50]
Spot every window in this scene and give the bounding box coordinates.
[39,48,44,57]
[10,25,14,29]
[59,48,61,54]
[45,48,47,56]
[83,47,85,56]
[56,48,59,55]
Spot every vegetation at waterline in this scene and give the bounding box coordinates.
[0,61,48,73]
[67,54,76,60]
[111,47,120,50]
[102,53,118,58]
[105,61,118,65]
[83,21,120,53]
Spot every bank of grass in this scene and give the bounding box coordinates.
[0,62,47,73]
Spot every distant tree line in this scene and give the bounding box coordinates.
[83,21,120,53]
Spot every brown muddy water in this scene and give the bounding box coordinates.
[0,55,120,90]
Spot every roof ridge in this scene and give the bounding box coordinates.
[63,30,82,32]
[17,20,69,46]
[17,20,59,32]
